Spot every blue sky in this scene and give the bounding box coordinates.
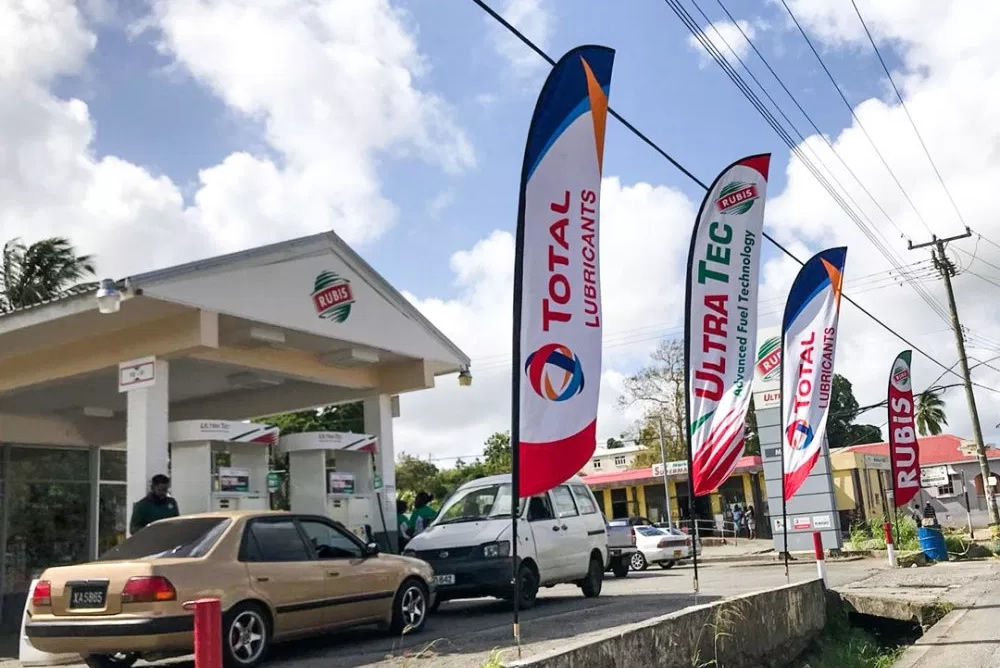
[73,0,899,298]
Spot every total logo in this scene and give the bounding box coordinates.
[525,343,585,402]
[785,419,814,451]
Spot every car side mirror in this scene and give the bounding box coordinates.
[364,542,380,557]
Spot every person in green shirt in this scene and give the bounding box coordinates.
[407,491,437,536]
[129,474,180,534]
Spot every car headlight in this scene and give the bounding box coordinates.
[482,541,510,558]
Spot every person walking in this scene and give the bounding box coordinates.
[732,505,744,539]
[396,499,412,552]
[129,474,179,535]
[408,491,437,537]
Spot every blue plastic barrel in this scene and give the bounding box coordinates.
[918,526,948,562]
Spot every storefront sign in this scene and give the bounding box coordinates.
[327,472,356,495]
[921,466,949,488]
[652,460,689,478]
[792,516,812,530]
[864,454,891,471]
[218,467,251,493]
[812,515,832,529]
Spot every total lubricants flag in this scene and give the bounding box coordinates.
[888,350,920,507]
[781,247,848,502]
[514,45,615,498]
[686,154,771,496]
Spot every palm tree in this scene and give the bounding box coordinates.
[915,390,949,436]
[0,237,96,313]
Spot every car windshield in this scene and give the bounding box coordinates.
[98,518,231,561]
[435,484,515,525]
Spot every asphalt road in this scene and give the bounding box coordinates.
[119,558,884,668]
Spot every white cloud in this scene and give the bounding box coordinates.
[488,0,552,78]
[396,179,695,459]
[399,0,1000,460]
[0,0,474,279]
[687,19,757,68]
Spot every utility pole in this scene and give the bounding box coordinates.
[909,228,1000,528]
[656,413,674,527]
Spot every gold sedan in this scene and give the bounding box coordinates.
[26,511,435,668]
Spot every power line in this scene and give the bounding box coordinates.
[664,0,951,325]
[469,0,976,390]
[777,0,935,237]
[849,0,969,233]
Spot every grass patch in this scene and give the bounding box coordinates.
[796,610,910,668]
[849,517,919,552]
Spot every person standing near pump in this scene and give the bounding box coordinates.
[396,499,413,552]
[408,491,437,537]
[129,474,180,535]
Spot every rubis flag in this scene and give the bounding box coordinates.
[513,45,615,498]
[686,154,771,496]
[888,350,920,507]
[781,247,848,502]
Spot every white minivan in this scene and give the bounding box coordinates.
[403,474,607,610]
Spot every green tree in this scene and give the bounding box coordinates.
[631,416,686,469]
[915,390,949,436]
[1,237,96,312]
[266,402,364,434]
[605,437,626,449]
[826,374,883,447]
[395,454,446,503]
[481,431,512,475]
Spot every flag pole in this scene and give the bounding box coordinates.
[682,214,700,597]
[779,333,790,583]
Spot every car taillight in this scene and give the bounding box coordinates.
[32,581,52,607]
[657,539,669,548]
[122,576,176,603]
[629,527,636,547]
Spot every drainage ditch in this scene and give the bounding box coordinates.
[791,609,925,668]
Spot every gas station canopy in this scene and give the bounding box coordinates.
[0,230,470,445]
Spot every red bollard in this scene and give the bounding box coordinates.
[183,598,222,668]
[884,521,898,567]
[812,531,827,586]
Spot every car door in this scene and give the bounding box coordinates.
[242,517,330,636]
[297,518,397,627]
[525,494,564,583]
[571,483,608,562]
[549,485,589,579]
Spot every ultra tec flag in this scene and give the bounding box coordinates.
[686,154,771,496]
[513,45,615,498]
[781,247,847,501]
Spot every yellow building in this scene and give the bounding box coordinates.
[582,456,767,535]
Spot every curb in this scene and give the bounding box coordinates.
[698,555,868,567]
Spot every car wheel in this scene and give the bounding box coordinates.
[630,551,648,571]
[83,653,139,668]
[659,560,676,570]
[580,555,604,598]
[222,602,270,668]
[390,578,430,634]
[514,563,539,610]
[611,557,630,578]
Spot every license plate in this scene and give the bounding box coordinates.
[69,586,107,609]
[433,574,455,586]
[673,550,682,557]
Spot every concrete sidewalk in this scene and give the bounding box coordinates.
[892,561,1000,668]
[697,538,773,562]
